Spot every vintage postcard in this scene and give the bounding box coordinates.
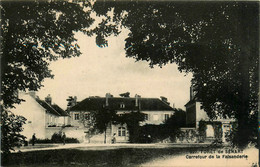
[1,0,259,166]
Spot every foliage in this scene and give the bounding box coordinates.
[1,1,93,155]
[198,120,207,142]
[91,108,118,143]
[137,109,186,143]
[118,110,185,143]
[138,124,166,143]
[89,109,145,143]
[198,120,222,143]
[213,123,223,141]
[78,111,94,129]
[225,121,238,145]
[1,1,93,108]
[90,1,258,148]
[1,108,27,157]
[138,124,180,143]
[164,108,186,128]
[50,132,79,143]
[163,109,186,141]
[29,138,52,144]
[92,108,117,133]
[116,111,145,143]
[51,132,63,143]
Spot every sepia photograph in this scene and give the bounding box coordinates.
[0,0,259,166]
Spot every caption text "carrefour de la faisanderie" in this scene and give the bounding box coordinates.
[186,149,248,160]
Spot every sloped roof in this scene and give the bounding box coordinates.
[35,98,67,116]
[70,97,174,111]
[184,96,199,107]
[51,104,69,116]
[184,99,196,107]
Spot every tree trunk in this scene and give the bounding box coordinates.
[234,3,254,148]
[104,127,107,144]
[236,47,250,148]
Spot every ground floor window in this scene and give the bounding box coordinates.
[164,114,170,120]
[74,113,79,120]
[84,113,90,120]
[144,114,148,120]
[118,127,126,136]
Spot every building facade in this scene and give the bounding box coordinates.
[11,92,69,140]
[184,86,235,143]
[69,93,175,143]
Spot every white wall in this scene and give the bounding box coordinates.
[57,116,69,126]
[195,102,209,128]
[11,93,46,140]
[111,123,129,143]
[140,111,175,125]
[69,111,83,127]
[45,113,60,126]
[45,127,84,141]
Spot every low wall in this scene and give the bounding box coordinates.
[45,127,86,142]
[45,127,114,143]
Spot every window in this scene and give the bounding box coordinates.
[74,113,79,120]
[84,113,90,120]
[118,127,126,136]
[144,114,148,120]
[164,114,170,120]
[120,103,125,108]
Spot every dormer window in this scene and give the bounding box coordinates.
[120,103,125,108]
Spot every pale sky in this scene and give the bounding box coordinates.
[37,30,192,110]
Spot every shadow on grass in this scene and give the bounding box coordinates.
[3,147,204,167]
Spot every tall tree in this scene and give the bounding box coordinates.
[1,1,94,155]
[1,108,27,163]
[92,108,117,143]
[1,1,93,108]
[117,111,145,143]
[90,1,259,148]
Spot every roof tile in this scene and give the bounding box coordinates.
[70,97,173,111]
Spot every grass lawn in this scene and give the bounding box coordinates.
[3,147,205,167]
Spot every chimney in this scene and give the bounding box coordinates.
[105,93,112,106]
[135,94,140,107]
[160,96,170,105]
[66,96,77,109]
[190,86,194,100]
[73,96,77,106]
[172,103,175,109]
[45,94,52,105]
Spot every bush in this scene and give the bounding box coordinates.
[28,136,79,144]
[51,132,62,143]
[51,132,79,143]
[1,109,27,159]
[29,138,52,144]
[65,138,80,143]
[135,124,180,143]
